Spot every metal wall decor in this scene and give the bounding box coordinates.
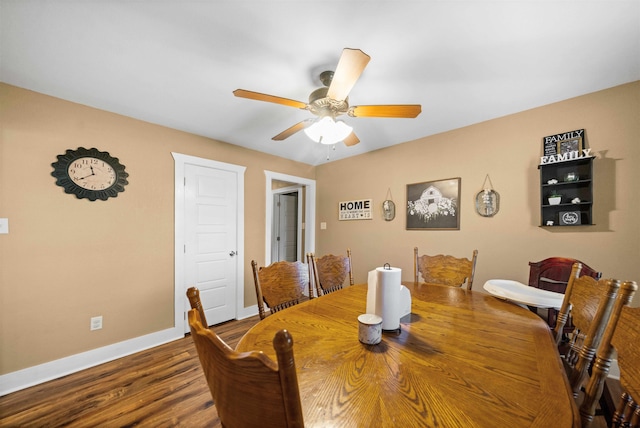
[475,174,500,217]
[382,188,396,221]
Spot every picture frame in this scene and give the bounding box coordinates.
[557,136,582,155]
[542,129,585,157]
[407,177,461,230]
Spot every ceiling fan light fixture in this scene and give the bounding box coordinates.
[234,48,420,148]
[304,116,353,145]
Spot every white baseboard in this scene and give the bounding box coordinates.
[0,326,183,396]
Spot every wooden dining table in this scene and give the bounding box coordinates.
[236,282,579,427]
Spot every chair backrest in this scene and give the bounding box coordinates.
[611,303,640,427]
[577,280,638,428]
[188,309,304,428]
[186,286,208,328]
[529,257,602,329]
[252,260,309,320]
[554,263,624,399]
[413,247,478,290]
[308,249,353,297]
[528,256,601,293]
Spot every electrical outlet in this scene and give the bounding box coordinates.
[90,316,103,331]
[0,218,8,234]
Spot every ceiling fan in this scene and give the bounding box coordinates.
[233,48,422,147]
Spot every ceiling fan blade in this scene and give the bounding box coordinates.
[327,48,371,102]
[343,132,360,147]
[272,120,314,141]
[233,89,308,109]
[348,104,422,118]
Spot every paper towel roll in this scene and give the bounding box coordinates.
[366,269,377,314]
[375,266,402,331]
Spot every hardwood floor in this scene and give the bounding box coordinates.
[0,313,611,427]
[0,315,260,427]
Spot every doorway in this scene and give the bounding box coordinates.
[264,171,316,267]
[184,163,238,327]
[173,152,247,333]
[271,188,302,262]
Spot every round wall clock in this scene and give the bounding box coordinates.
[51,147,129,201]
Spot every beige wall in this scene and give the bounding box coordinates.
[1,81,638,379]
[0,83,314,374]
[315,82,639,302]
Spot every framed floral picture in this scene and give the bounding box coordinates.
[406,177,461,230]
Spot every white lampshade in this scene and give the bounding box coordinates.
[304,117,353,145]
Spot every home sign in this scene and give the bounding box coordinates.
[339,199,373,221]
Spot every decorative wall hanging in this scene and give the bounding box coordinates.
[475,174,500,217]
[382,188,396,221]
[540,129,592,165]
[338,199,373,220]
[406,177,460,230]
[51,147,128,201]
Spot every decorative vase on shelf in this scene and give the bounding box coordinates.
[548,196,562,205]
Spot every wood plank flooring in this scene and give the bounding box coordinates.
[0,315,260,427]
[0,313,611,427]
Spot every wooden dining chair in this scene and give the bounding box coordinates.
[307,249,353,297]
[413,247,478,290]
[251,260,310,320]
[577,280,638,427]
[553,263,624,400]
[188,309,304,428]
[186,286,208,328]
[528,256,601,328]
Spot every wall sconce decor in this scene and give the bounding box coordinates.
[382,188,396,221]
[475,174,500,217]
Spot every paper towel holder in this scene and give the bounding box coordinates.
[381,263,402,335]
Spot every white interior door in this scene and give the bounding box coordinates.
[184,164,237,328]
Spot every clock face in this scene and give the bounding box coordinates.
[52,147,128,201]
[67,157,117,190]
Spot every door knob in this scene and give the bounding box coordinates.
[229,251,237,257]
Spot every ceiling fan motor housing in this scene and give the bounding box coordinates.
[308,86,348,118]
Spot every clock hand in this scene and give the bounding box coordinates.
[77,167,96,180]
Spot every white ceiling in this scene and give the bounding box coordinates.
[1,1,638,166]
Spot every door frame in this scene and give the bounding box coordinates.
[264,171,315,266]
[271,187,302,262]
[173,152,247,333]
